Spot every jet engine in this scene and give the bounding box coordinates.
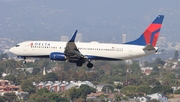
[49,52,66,61]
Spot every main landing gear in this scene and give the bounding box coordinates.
[87,61,93,69]
[76,61,93,69]
[76,61,83,67]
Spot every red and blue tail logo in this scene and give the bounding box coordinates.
[125,15,164,47]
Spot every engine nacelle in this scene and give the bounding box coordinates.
[49,52,66,61]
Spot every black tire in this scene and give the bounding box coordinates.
[87,63,93,68]
[76,62,83,67]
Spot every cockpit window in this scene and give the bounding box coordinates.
[15,45,20,47]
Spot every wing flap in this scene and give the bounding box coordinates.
[64,30,85,60]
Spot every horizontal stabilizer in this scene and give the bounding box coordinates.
[143,44,156,51]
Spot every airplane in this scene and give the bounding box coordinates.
[9,15,164,68]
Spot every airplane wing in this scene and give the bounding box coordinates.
[64,30,93,68]
[64,30,84,59]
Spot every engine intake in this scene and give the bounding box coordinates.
[49,52,66,61]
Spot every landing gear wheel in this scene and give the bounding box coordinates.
[87,63,93,68]
[76,62,83,67]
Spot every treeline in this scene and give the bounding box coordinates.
[1,53,180,101]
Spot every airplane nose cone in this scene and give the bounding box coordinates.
[9,47,14,54]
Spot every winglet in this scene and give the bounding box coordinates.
[69,30,78,42]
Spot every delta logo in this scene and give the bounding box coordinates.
[30,42,51,46]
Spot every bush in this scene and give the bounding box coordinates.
[174,89,180,94]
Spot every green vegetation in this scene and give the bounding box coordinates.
[64,85,96,101]
[174,89,180,94]
[28,88,68,102]
[101,85,114,93]
[21,80,36,94]
[0,53,180,101]
[44,72,58,81]
[0,93,18,102]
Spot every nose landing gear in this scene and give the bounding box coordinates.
[23,60,26,64]
[18,56,26,64]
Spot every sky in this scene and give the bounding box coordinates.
[0,0,180,42]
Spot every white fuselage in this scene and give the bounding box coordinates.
[9,41,157,61]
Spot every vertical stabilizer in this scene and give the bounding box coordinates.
[125,15,164,47]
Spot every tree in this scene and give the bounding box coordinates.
[153,58,165,66]
[147,99,160,102]
[174,50,179,60]
[3,92,17,102]
[120,85,136,95]
[0,96,5,102]
[74,98,85,102]
[174,88,180,94]
[36,88,50,95]
[115,84,122,91]
[4,74,16,83]
[114,94,121,101]
[48,93,69,102]
[146,78,161,86]
[150,85,173,94]
[98,94,108,101]
[165,72,176,79]
[129,61,141,73]
[28,88,69,102]
[44,72,58,81]
[150,85,162,94]
[163,85,173,94]
[28,94,50,102]
[64,85,96,101]
[135,85,151,95]
[78,84,96,99]
[151,66,159,73]
[32,67,41,75]
[63,62,71,71]
[102,85,114,94]
[21,80,36,94]
[0,53,8,60]
[64,87,79,101]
